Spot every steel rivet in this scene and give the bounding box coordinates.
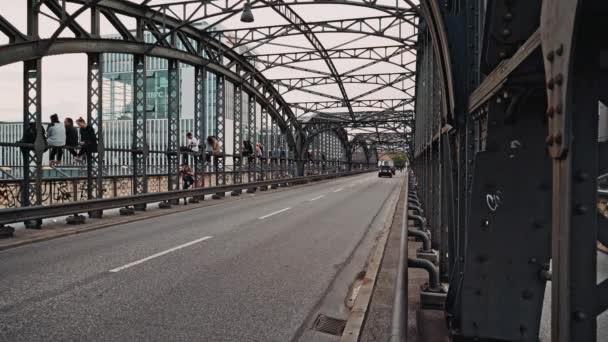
[575,204,588,215]
[547,106,555,118]
[502,28,511,37]
[547,51,555,62]
[546,135,555,146]
[504,12,513,21]
[556,44,564,56]
[529,258,537,264]
[575,171,589,181]
[554,133,563,144]
[555,74,564,86]
[573,310,586,321]
[547,79,554,90]
[522,289,533,300]
[555,103,563,115]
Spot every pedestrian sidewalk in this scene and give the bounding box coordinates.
[357,180,449,342]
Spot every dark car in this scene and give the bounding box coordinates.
[378,165,392,178]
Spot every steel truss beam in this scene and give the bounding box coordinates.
[64,0,301,147]
[271,72,416,97]
[262,0,356,123]
[248,45,416,72]
[293,98,414,115]
[147,0,418,24]
[209,14,416,50]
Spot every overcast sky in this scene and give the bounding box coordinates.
[0,1,417,123]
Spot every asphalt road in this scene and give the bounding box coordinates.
[0,172,401,342]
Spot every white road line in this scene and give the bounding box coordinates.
[258,207,291,220]
[333,188,344,193]
[309,195,326,201]
[109,236,213,273]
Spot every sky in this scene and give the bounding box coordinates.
[0,1,417,124]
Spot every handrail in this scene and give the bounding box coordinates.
[390,167,409,342]
[0,170,373,226]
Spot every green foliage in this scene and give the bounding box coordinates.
[385,152,407,168]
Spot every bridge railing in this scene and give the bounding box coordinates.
[0,167,375,231]
[0,159,367,210]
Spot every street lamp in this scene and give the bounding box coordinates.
[241,0,254,23]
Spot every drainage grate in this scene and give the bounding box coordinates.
[312,314,347,336]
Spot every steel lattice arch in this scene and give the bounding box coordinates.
[0,1,607,342]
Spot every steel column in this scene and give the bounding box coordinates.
[86,52,104,217]
[22,59,43,228]
[166,59,180,203]
[231,81,243,195]
[131,53,148,211]
[247,93,257,192]
[193,65,207,199]
[214,74,226,197]
[260,106,268,187]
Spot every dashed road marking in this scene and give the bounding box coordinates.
[110,236,213,272]
[258,207,292,220]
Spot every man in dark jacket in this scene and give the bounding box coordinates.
[64,117,79,157]
[75,117,97,162]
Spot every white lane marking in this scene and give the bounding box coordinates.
[258,207,291,220]
[309,195,326,201]
[333,188,344,193]
[109,236,213,273]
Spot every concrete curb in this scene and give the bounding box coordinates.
[0,174,364,252]
[340,176,405,342]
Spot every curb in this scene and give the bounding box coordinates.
[340,176,406,342]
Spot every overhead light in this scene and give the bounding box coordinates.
[241,0,254,23]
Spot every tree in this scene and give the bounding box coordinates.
[386,152,407,169]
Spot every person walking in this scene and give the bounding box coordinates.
[64,117,79,159]
[75,117,97,163]
[47,114,65,167]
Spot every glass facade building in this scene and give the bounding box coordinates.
[101,24,223,139]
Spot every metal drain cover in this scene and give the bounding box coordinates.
[312,314,347,336]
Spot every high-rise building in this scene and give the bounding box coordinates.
[101,22,250,139]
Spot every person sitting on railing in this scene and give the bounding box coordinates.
[47,114,65,167]
[211,136,222,157]
[255,143,262,159]
[205,136,214,164]
[180,132,199,164]
[74,117,97,163]
[18,121,46,153]
[204,136,222,169]
[242,140,254,162]
[64,117,79,159]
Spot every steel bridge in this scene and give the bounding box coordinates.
[0,1,606,341]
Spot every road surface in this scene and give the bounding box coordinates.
[0,172,401,342]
